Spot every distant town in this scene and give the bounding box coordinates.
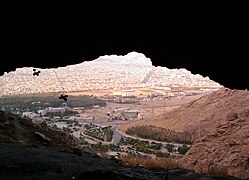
[0,52,221,96]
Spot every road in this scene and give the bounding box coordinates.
[141,68,155,83]
[111,126,122,145]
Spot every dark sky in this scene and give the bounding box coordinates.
[1,1,245,89]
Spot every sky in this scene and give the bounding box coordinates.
[1,1,245,89]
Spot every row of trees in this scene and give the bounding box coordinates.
[126,125,193,144]
[0,94,106,113]
[129,138,162,150]
[45,110,78,118]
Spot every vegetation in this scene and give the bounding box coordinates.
[119,137,125,144]
[119,155,180,169]
[178,144,189,155]
[166,144,173,152]
[102,126,113,142]
[120,153,229,177]
[84,124,105,141]
[62,127,71,133]
[45,110,78,118]
[150,142,162,150]
[155,151,170,158]
[83,124,114,142]
[126,125,192,144]
[128,138,164,155]
[90,142,108,152]
[129,139,162,150]
[0,94,106,113]
[109,144,122,152]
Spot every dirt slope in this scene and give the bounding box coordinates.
[156,88,249,179]
[150,88,249,133]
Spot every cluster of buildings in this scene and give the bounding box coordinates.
[107,107,146,121]
[147,67,220,87]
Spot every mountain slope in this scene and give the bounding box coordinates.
[148,88,249,133]
[152,88,249,179]
[0,110,79,152]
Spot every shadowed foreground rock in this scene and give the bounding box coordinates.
[0,143,239,180]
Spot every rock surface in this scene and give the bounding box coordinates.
[178,90,249,179]
[0,143,240,180]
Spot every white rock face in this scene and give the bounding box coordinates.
[95,51,152,66]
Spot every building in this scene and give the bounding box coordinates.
[47,107,65,113]
[121,110,140,119]
[72,107,85,113]
[22,112,39,119]
[138,112,146,119]
[173,146,179,154]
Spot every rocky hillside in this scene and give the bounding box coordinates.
[152,88,249,133]
[159,88,249,179]
[0,110,77,151]
[181,109,249,179]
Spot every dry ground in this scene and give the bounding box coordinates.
[80,93,207,132]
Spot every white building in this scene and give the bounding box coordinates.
[22,112,39,119]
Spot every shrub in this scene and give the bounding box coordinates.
[178,144,189,155]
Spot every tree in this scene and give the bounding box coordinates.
[178,144,189,155]
[166,144,173,152]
